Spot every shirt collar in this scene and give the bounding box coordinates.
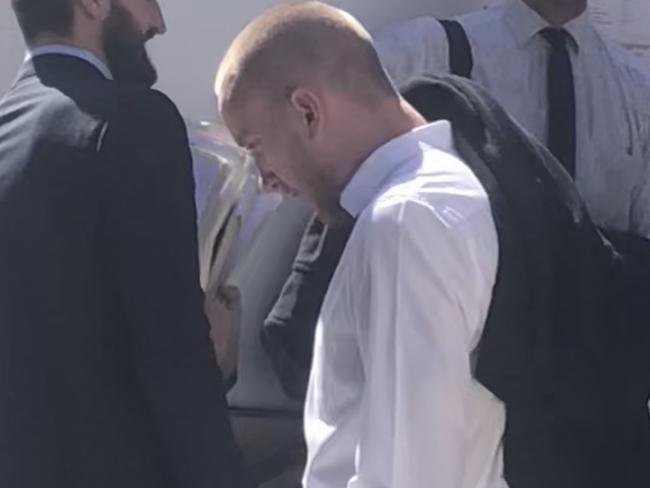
[340,120,454,218]
[26,44,113,80]
[503,0,592,51]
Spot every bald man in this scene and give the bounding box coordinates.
[216,3,505,487]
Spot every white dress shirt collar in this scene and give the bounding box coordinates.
[340,120,454,217]
[26,44,113,80]
[503,0,592,51]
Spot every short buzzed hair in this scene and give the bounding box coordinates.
[217,1,396,109]
[11,0,75,41]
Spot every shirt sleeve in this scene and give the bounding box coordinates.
[349,198,497,488]
[373,17,451,91]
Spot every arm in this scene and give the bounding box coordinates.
[351,199,498,487]
[373,17,451,91]
[205,285,241,390]
[99,90,251,488]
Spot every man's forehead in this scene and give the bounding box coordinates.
[222,101,264,148]
[221,111,250,148]
[217,64,280,147]
[215,66,237,111]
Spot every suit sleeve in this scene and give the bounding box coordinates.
[98,90,251,488]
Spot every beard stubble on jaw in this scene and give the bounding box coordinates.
[102,3,158,87]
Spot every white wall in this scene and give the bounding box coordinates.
[0,0,498,122]
[0,6,25,92]
[7,1,650,121]
[148,0,501,121]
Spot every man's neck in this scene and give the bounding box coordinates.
[335,97,426,197]
[364,97,426,162]
[522,0,587,27]
[28,35,108,66]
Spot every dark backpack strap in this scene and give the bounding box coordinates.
[439,20,474,79]
[263,215,354,400]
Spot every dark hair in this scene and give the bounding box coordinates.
[11,0,75,41]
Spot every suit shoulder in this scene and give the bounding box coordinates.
[99,87,189,158]
[6,82,108,148]
[112,87,184,128]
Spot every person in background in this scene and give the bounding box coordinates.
[376,0,650,237]
[216,2,506,487]
[0,1,251,487]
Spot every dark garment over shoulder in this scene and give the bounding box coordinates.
[404,75,650,488]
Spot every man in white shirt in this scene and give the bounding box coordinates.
[376,0,650,237]
[215,2,506,487]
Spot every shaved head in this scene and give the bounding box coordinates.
[214,2,419,224]
[216,1,395,111]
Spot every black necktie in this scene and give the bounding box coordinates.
[540,28,576,178]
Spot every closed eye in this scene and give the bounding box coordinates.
[247,144,263,163]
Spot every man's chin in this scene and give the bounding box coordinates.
[105,42,158,86]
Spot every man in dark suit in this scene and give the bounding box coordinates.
[0,1,251,487]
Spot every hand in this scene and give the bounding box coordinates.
[204,285,242,389]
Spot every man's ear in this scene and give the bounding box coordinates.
[288,88,321,139]
[77,0,111,22]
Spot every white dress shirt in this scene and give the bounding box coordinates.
[303,121,507,488]
[26,44,113,79]
[376,0,650,237]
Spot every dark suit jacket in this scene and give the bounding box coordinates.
[0,54,251,488]
[403,77,650,488]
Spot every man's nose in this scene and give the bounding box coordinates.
[151,0,167,36]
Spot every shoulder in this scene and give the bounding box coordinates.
[33,77,180,123]
[98,87,189,155]
[594,32,650,117]
[354,150,499,303]
[35,80,184,136]
[374,16,446,44]
[359,149,493,246]
[110,87,185,131]
[454,3,520,63]
[10,81,108,150]
[607,43,650,91]
[373,16,449,63]
[456,3,508,34]
[354,176,498,305]
[373,16,451,88]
